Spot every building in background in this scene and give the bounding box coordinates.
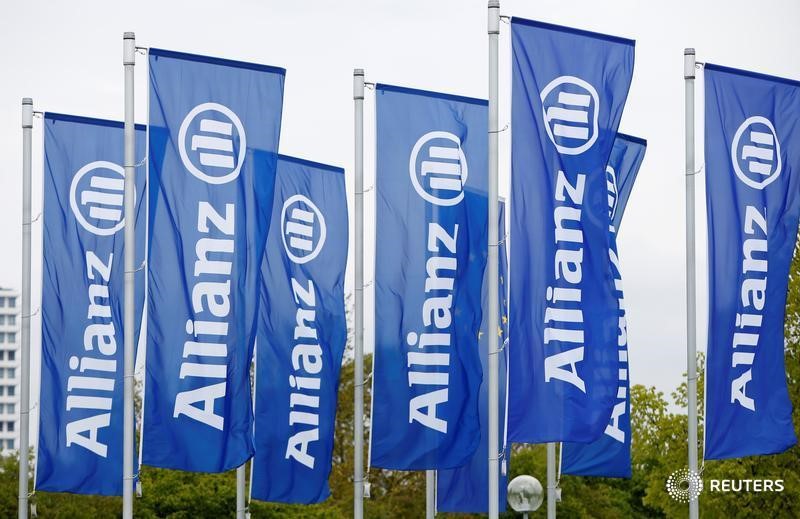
[0,287,19,453]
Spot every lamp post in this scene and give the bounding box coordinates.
[507,475,544,519]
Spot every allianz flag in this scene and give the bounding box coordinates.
[371,84,487,469]
[143,49,284,472]
[37,113,146,495]
[508,18,635,444]
[561,134,646,478]
[704,64,800,459]
[436,201,509,513]
[250,155,348,503]
[607,134,646,232]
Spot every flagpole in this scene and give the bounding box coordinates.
[236,465,245,519]
[18,97,33,519]
[683,47,699,519]
[487,2,501,519]
[353,68,365,519]
[426,471,435,518]
[122,31,137,519]
[547,443,556,518]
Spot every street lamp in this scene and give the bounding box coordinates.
[507,475,544,518]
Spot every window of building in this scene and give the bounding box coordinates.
[7,298,15,308]
[7,333,15,343]
[7,404,14,414]
[0,422,4,432]
[0,386,4,396]
[0,351,4,361]
[0,298,5,307]
[0,333,5,343]
[8,386,14,396]
[0,316,5,325]
[8,316,14,326]
[8,351,14,361]
[0,368,4,379]
[6,440,13,450]
[7,368,14,379]
[0,404,4,414]
[7,422,13,432]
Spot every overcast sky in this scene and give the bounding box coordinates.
[1,0,799,442]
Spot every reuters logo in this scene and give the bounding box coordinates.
[408,131,468,207]
[540,75,600,156]
[280,194,327,264]
[666,468,703,503]
[69,160,131,236]
[178,102,246,185]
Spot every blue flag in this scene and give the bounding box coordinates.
[250,155,348,503]
[508,18,635,444]
[142,49,284,472]
[607,134,646,232]
[436,201,509,513]
[561,134,646,478]
[704,64,800,460]
[37,113,146,495]
[371,84,488,469]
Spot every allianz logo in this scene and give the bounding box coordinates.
[409,131,468,207]
[69,160,131,236]
[179,102,246,185]
[606,164,619,220]
[732,116,782,190]
[280,194,327,264]
[540,75,600,156]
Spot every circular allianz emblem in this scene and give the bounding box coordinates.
[408,131,468,207]
[606,164,619,220]
[731,116,781,190]
[540,75,600,156]
[280,194,327,264]
[69,160,131,236]
[178,102,247,185]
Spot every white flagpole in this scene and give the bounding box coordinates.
[547,443,556,518]
[353,68,365,519]
[18,97,33,519]
[122,31,137,519]
[487,2,501,518]
[426,471,435,518]
[684,47,700,519]
[236,465,246,518]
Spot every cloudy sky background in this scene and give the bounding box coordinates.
[1,0,799,447]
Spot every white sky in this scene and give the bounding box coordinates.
[1,0,799,445]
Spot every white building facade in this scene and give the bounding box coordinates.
[0,288,20,453]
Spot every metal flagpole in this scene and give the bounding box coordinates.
[236,465,246,519]
[546,443,556,518]
[122,32,137,519]
[426,471,435,518]
[487,2,501,519]
[19,97,33,519]
[353,68,365,519]
[683,47,699,519]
